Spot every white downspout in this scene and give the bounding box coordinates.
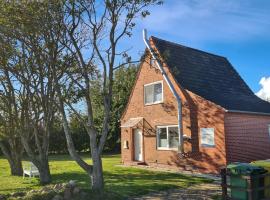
[142,29,184,154]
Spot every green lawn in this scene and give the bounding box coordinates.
[0,154,211,199]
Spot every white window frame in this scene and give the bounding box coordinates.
[144,81,163,105]
[200,128,215,148]
[156,125,178,150]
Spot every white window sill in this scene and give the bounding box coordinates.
[157,147,178,151]
[144,101,163,106]
[201,144,215,148]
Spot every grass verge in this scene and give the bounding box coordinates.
[0,154,211,199]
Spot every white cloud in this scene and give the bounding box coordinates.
[138,0,270,43]
[256,77,270,101]
[120,0,270,60]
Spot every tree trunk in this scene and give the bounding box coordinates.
[91,154,104,191]
[8,154,23,176]
[21,135,52,184]
[38,161,51,185]
[0,141,23,176]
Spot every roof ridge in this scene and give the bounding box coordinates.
[150,36,227,59]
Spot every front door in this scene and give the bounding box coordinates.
[134,129,143,162]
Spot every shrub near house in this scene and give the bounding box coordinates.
[121,36,270,173]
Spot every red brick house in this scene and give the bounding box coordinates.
[120,35,270,174]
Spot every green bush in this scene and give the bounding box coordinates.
[48,65,138,155]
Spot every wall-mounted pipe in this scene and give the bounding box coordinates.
[142,29,184,153]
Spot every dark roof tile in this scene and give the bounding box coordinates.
[151,36,270,114]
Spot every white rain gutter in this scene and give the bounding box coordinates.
[142,29,184,153]
[226,110,270,116]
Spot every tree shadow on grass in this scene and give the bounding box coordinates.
[51,171,90,186]
[51,167,211,199]
[104,170,211,198]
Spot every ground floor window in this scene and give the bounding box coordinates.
[200,128,215,147]
[157,125,179,150]
[268,125,270,138]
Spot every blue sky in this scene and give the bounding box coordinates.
[121,0,270,96]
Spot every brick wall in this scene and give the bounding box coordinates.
[121,127,133,162]
[225,112,270,163]
[121,53,227,173]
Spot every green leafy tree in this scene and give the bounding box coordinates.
[48,65,138,154]
[88,64,139,152]
[106,64,139,152]
[49,116,67,154]
[0,1,64,184]
[0,35,24,176]
[69,114,90,152]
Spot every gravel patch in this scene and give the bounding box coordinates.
[129,183,221,200]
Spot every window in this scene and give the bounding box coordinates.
[144,81,163,105]
[158,127,167,148]
[200,128,215,147]
[157,126,179,150]
[268,125,270,138]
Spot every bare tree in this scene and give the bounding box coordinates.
[53,0,162,191]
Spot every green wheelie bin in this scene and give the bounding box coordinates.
[251,160,270,199]
[227,163,267,200]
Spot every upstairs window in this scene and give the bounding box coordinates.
[157,125,179,150]
[144,81,163,105]
[200,128,215,147]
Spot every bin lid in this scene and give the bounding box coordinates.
[251,160,270,172]
[227,162,267,175]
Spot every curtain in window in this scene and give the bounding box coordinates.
[145,85,154,104]
[158,128,167,148]
[168,127,179,148]
[145,82,162,104]
[157,126,179,149]
[154,83,162,102]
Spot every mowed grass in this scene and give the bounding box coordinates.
[0,154,211,199]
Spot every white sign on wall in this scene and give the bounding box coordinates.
[200,128,215,147]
